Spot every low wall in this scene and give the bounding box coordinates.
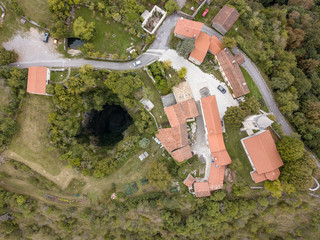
[142,5,167,35]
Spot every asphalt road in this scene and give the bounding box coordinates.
[10,13,293,135]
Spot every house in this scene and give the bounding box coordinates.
[241,130,284,183]
[174,18,223,65]
[156,98,199,162]
[27,67,50,95]
[216,48,250,98]
[194,182,211,197]
[212,5,239,35]
[174,17,204,39]
[173,81,193,103]
[183,174,196,188]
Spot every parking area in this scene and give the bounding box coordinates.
[159,49,238,118]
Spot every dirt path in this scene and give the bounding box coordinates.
[5,151,75,190]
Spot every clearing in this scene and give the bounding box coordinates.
[75,7,144,57]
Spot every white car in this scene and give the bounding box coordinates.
[133,60,141,67]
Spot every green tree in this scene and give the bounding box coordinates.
[224,106,246,126]
[177,67,187,78]
[147,159,172,189]
[176,38,195,58]
[264,179,282,198]
[276,136,305,162]
[240,96,261,115]
[73,17,95,41]
[165,0,179,15]
[0,48,18,65]
[222,36,237,49]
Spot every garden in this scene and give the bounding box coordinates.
[180,0,202,15]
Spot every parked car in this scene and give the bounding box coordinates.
[217,85,226,94]
[133,60,141,67]
[43,32,50,43]
[202,9,209,17]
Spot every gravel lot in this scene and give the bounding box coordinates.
[3,28,63,62]
[159,49,238,118]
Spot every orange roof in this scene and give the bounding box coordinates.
[165,99,199,127]
[216,48,250,98]
[27,67,48,95]
[209,35,223,55]
[235,53,245,65]
[242,130,283,181]
[201,95,231,166]
[212,5,239,34]
[250,171,267,183]
[171,145,193,162]
[183,174,195,188]
[190,32,211,63]
[156,124,188,153]
[194,182,211,197]
[209,165,225,190]
[174,18,204,39]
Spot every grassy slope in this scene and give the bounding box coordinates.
[241,67,269,112]
[75,7,143,56]
[7,94,64,175]
[16,0,53,27]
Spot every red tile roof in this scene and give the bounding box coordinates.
[194,182,211,197]
[27,67,48,95]
[190,32,211,63]
[242,130,284,183]
[212,5,239,34]
[201,95,231,166]
[174,18,204,39]
[171,145,193,163]
[216,48,250,98]
[209,35,223,55]
[156,124,188,153]
[183,174,196,188]
[209,165,225,190]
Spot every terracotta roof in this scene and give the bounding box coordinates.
[250,171,267,183]
[190,32,211,63]
[235,53,245,65]
[242,130,284,183]
[183,174,196,188]
[201,95,231,166]
[171,144,193,162]
[194,182,211,197]
[209,35,223,55]
[216,48,250,98]
[212,5,239,34]
[156,124,188,153]
[209,165,225,190]
[27,67,48,95]
[174,18,204,39]
[165,99,199,127]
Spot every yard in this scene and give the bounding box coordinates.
[194,3,221,25]
[16,0,53,27]
[181,0,200,15]
[241,67,268,112]
[75,7,144,57]
[199,54,224,82]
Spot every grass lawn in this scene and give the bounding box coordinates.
[180,1,198,15]
[241,67,269,112]
[138,70,168,125]
[7,94,64,175]
[224,124,254,185]
[16,0,53,27]
[75,7,144,56]
[50,70,68,83]
[194,3,221,25]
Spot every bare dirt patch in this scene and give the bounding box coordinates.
[3,27,63,62]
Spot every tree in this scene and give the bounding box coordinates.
[73,17,95,41]
[224,106,246,126]
[147,159,172,189]
[222,36,237,49]
[276,136,305,162]
[264,179,282,198]
[288,0,315,9]
[177,67,187,79]
[176,38,195,58]
[165,0,179,15]
[240,96,261,115]
[0,48,18,65]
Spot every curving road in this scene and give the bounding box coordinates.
[10,13,293,135]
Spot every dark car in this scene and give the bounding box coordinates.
[43,32,50,43]
[217,85,226,94]
[202,9,209,17]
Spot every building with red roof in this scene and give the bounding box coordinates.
[194,182,211,197]
[241,130,284,183]
[216,48,249,98]
[27,67,50,95]
[156,99,199,162]
[174,17,204,39]
[212,5,239,35]
[183,174,196,188]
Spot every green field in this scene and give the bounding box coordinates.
[241,67,268,112]
[16,0,53,27]
[75,7,144,56]
[7,94,64,175]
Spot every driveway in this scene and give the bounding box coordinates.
[158,49,238,118]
